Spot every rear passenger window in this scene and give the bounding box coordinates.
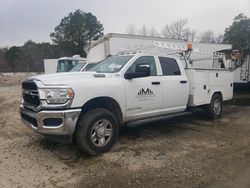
[159,57,181,76]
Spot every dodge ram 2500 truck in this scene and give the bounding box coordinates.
[20,52,233,155]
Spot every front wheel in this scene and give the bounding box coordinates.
[75,108,119,156]
[206,94,223,120]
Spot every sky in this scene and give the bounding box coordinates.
[0,0,250,47]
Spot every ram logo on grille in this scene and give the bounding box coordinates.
[23,90,38,95]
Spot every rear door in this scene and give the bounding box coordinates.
[158,57,189,114]
[124,56,162,120]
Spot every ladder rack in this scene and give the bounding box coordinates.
[118,41,225,69]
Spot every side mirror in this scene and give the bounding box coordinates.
[125,64,150,79]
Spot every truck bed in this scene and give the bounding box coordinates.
[186,68,234,107]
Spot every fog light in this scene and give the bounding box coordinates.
[43,118,62,127]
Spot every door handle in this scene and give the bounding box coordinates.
[152,81,160,85]
[180,80,187,84]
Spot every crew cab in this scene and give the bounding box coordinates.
[20,52,233,155]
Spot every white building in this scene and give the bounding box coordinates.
[87,33,232,69]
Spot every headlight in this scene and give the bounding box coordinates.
[39,88,74,104]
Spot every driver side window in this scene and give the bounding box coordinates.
[127,56,157,76]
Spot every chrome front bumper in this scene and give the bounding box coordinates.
[20,105,81,139]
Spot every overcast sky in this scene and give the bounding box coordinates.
[0,0,249,47]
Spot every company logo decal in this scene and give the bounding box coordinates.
[138,88,154,96]
[136,88,155,102]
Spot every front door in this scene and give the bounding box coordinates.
[124,56,162,120]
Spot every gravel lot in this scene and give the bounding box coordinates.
[0,83,250,188]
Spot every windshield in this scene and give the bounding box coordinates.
[57,60,79,72]
[70,63,86,72]
[89,56,133,73]
[85,63,97,71]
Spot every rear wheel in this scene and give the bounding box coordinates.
[75,108,119,156]
[206,93,223,120]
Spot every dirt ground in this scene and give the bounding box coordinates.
[1,83,250,188]
[0,74,27,86]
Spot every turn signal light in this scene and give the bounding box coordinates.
[67,89,74,98]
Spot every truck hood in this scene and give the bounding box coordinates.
[26,72,113,86]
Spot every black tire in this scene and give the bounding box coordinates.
[206,93,223,120]
[75,108,119,156]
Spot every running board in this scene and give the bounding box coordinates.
[126,112,191,127]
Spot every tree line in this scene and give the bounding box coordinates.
[0,41,72,72]
[126,13,250,48]
[126,22,223,44]
[0,10,249,73]
[0,10,103,73]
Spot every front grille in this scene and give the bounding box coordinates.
[21,112,38,127]
[22,81,37,90]
[22,81,40,107]
[23,92,40,106]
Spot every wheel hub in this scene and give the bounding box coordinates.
[97,127,105,138]
[90,119,113,147]
[213,99,221,115]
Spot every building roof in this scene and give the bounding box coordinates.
[90,33,232,50]
[90,33,184,48]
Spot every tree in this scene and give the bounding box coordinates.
[199,30,215,43]
[50,10,104,57]
[148,26,159,37]
[223,13,250,49]
[185,29,197,42]
[126,25,159,37]
[0,48,9,72]
[214,34,224,44]
[126,24,137,35]
[162,19,190,40]
[4,46,21,72]
[20,40,40,72]
[139,25,148,36]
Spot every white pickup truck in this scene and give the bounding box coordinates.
[20,51,233,155]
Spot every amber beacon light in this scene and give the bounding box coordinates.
[187,43,193,51]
